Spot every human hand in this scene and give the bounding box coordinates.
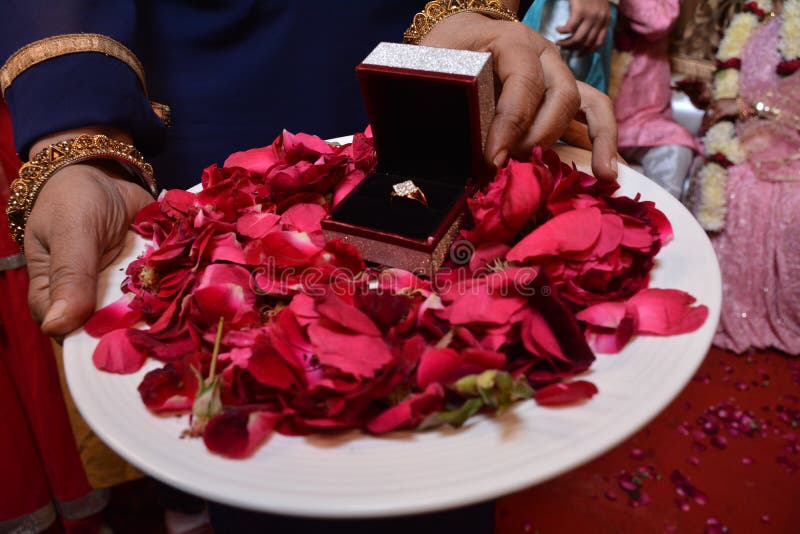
[24,158,153,337]
[423,15,617,179]
[556,0,612,55]
[701,98,738,131]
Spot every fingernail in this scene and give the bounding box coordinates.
[492,150,508,169]
[43,299,67,326]
[610,157,618,174]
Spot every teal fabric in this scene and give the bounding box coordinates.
[522,0,617,93]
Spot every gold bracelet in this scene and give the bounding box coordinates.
[403,0,519,45]
[5,134,157,249]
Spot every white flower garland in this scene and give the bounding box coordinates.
[780,0,800,64]
[703,122,746,164]
[716,12,760,61]
[696,163,728,231]
[693,0,774,231]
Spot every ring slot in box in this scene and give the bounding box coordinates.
[321,42,495,277]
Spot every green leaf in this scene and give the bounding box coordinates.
[452,370,533,414]
[419,398,484,430]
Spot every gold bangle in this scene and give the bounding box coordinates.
[403,0,519,45]
[5,134,157,249]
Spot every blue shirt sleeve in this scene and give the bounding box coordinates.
[0,1,165,158]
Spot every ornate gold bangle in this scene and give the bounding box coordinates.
[5,134,157,249]
[403,0,519,45]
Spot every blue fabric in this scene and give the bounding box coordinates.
[521,0,616,93]
[1,1,419,188]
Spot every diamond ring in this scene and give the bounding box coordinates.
[390,180,429,207]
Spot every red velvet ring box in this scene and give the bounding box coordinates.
[321,42,495,277]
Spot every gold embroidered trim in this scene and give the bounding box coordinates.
[0,33,147,97]
[403,0,518,45]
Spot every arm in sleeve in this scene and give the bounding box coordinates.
[0,1,165,158]
[617,0,680,41]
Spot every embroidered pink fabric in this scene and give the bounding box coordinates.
[711,18,800,354]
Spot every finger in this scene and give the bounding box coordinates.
[577,81,619,181]
[556,8,582,35]
[485,29,546,167]
[557,20,591,49]
[518,44,580,152]
[40,218,102,337]
[560,119,593,152]
[592,25,609,53]
[581,24,603,55]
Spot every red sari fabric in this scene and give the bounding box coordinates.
[0,102,95,527]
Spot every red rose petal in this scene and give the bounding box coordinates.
[469,243,511,272]
[207,233,246,264]
[93,328,148,374]
[245,344,297,389]
[594,214,625,258]
[522,308,568,361]
[575,301,628,329]
[316,294,382,336]
[137,356,200,413]
[620,216,657,250]
[416,347,464,388]
[223,146,280,174]
[307,323,393,378]
[534,380,599,406]
[84,296,142,338]
[507,207,602,262]
[628,288,709,335]
[500,160,542,235]
[462,348,506,369]
[236,211,280,239]
[583,318,636,353]
[244,230,322,267]
[203,409,281,458]
[366,384,445,434]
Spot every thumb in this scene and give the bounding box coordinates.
[40,225,101,337]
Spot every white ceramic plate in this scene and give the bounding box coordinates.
[63,143,721,518]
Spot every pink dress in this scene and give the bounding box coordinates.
[614,0,700,152]
[711,18,800,354]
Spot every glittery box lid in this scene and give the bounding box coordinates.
[356,42,495,186]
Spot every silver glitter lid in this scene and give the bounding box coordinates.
[362,42,491,77]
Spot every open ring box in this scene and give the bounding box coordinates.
[321,42,495,277]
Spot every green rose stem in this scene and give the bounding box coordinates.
[208,316,224,382]
[420,370,534,431]
[185,317,225,437]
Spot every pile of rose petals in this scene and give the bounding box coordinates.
[87,130,708,458]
